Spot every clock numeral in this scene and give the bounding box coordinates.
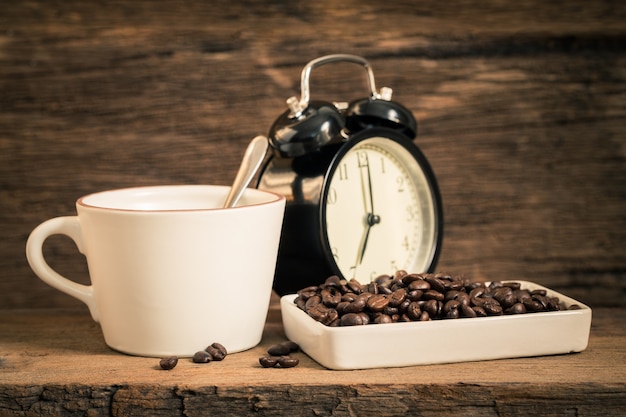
[357,151,369,168]
[380,158,386,174]
[327,187,338,204]
[396,176,405,192]
[331,246,339,261]
[338,163,348,180]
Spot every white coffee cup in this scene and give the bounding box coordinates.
[26,185,285,357]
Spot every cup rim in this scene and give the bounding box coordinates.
[76,184,285,213]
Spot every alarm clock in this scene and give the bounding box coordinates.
[257,54,443,296]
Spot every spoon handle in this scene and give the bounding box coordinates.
[223,135,269,208]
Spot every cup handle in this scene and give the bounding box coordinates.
[26,216,99,322]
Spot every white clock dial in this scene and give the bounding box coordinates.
[323,135,438,284]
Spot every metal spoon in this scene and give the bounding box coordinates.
[222,135,269,208]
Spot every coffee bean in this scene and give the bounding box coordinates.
[192,350,212,363]
[295,296,306,310]
[373,313,393,324]
[267,343,291,356]
[347,279,363,294]
[401,273,423,285]
[340,312,366,326]
[482,299,503,315]
[408,279,430,291]
[523,298,544,312]
[366,294,389,312]
[323,308,339,325]
[268,340,299,355]
[211,342,227,356]
[469,287,486,299]
[259,356,279,368]
[407,289,423,301]
[341,293,357,302]
[307,303,331,322]
[443,299,461,317]
[321,287,341,307]
[513,289,532,303]
[159,356,178,370]
[305,295,321,311]
[406,302,422,320]
[460,303,477,318]
[423,289,445,302]
[206,345,226,361]
[343,297,367,313]
[366,282,379,294]
[425,276,446,293]
[324,275,342,288]
[278,356,299,368]
[472,306,488,317]
[383,306,399,316]
[388,288,407,307]
[547,297,561,311]
[422,299,439,317]
[506,303,526,314]
[374,274,392,286]
[378,285,393,295]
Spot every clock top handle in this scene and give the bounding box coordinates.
[286,54,390,118]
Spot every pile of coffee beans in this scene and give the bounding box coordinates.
[259,341,300,368]
[294,271,581,327]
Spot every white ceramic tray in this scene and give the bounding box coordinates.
[281,281,592,370]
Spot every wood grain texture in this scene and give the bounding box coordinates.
[1,0,625,308]
[0,303,625,416]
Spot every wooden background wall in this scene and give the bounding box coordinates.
[1,0,624,310]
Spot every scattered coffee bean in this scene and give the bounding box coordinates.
[277,356,299,368]
[159,356,178,370]
[192,350,212,363]
[205,342,227,361]
[294,272,579,326]
[282,340,300,352]
[259,356,279,368]
[268,343,291,356]
[211,342,228,356]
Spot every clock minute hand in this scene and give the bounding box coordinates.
[365,153,375,217]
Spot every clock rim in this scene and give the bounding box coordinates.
[318,127,444,282]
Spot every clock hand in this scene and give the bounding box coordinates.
[355,152,381,267]
[364,153,375,217]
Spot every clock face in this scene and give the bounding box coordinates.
[321,131,441,284]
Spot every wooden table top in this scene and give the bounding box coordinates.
[1,296,625,416]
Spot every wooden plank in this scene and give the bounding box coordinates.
[0,303,625,416]
[1,0,625,309]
